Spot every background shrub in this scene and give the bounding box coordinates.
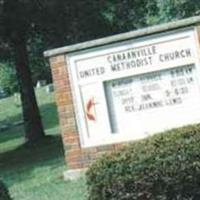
[0,63,18,95]
[86,124,200,200]
[0,180,12,200]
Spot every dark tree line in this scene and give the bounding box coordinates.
[0,0,199,143]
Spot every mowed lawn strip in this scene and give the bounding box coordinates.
[0,87,87,200]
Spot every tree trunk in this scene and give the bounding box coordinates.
[14,38,45,143]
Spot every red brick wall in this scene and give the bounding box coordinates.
[49,54,123,169]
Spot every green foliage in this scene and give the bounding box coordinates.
[146,0,200,25]
[0,63,18,95]
[0,180,12,200]
[0,0,111,86]
[86,124,200,200]
[101,0,148,33]
[27,34,51,84]
[101,0,200,32]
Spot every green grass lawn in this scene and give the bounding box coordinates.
[0,87,87,200]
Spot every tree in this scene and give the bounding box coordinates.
[0,0,110,143]
[38,0,111,47]
[0,0,45,142]
[146,0,200,25]
[27,33,51,85]
[100,0,148,33]
[100,0,200,32]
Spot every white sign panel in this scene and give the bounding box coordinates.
[68,28,200,147]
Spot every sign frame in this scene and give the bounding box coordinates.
[66,27,200,148]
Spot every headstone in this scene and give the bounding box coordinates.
[0,89,7,99]
[36,80,47,88]
[45,84,54,93]
[14,93,21,107]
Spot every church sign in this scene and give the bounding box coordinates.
[44,16,200,175]
[68,28,200,147]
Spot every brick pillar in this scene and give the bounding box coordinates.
[49,55,82,169]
